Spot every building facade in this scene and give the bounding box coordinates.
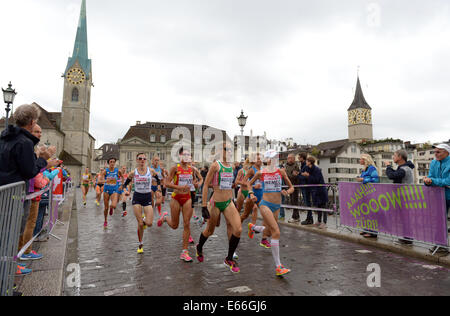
[119,121,230,171]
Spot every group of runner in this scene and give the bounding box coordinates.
[81,144,294,277]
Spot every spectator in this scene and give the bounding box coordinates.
[386,150,415,245]
[17,124,47,261]
[300,157,328,227]
[0,104,57,186]
[298,152,313,225]
[424,143,450,254]
[279,163,286,221]
[357,153,380,238]
[0,104,58,279]
[386,150,415,184]
[34,167,60,241]
[285,154,300,223]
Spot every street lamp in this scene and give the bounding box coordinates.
[237,110,248,161]
[2,82,17,128]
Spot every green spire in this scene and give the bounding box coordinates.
[65,0,91,79]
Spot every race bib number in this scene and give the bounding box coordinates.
[106,178,117,186]
[135,178,151,192]
[220,172,234,190]
[178,174,193,187]
[264,175,282,192]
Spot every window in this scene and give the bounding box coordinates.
[150,134,156,142]
[160,135,166,143]
[337,158,350,164]
[330,158,336,164]
[127,152,132,161]
[71,88,79,102]
[160,153,166,161]
[351,144,357,153]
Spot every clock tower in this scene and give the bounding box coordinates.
[61,0,93,169]
[348,76,373,143]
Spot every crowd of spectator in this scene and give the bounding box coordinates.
[0,104,71,296]
[279,146,449,254]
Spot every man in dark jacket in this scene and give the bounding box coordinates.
[386,150,415,184]
[297,152,312,210]
[285,154,300,223]
[301,157,328,227]
[0,104,56,186]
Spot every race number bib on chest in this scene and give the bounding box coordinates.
[264,174,282,192]
[220,172,234,190]
[135,177,151,192]
[106,178,117,185]
[178,174,193,187]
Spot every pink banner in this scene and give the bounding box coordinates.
[339,182,448,246]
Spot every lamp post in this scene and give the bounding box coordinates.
[2,82,17,129]
[237,110,248,161]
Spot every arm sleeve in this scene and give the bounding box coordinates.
[15,142,47,180]
[386,166,405,182]
[363,168,379,184]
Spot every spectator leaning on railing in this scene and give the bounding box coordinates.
[300,156,328,228]
[0,104,59,279]
[424,143,450,254]
[357,153,380,238]
[386,149,416,245]
[285,154,300,223]
[17,124,50,261]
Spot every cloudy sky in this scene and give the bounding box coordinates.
[0,0,449,147]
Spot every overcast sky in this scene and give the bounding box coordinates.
[0,0,449,147]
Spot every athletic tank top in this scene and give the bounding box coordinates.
[134,168,152,194]
[212,161,233,190]
[152,165,162,182]
[262,168,282,193]
[105,168,119,187]
[173,164,193,188]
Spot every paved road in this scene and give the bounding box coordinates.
[64,190,450,296]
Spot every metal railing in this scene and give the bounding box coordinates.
[0,178,73,296]
[0,182,26,297]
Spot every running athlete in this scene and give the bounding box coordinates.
[95,168,105,206]
[81,167,92,206]
[101,158,125,228]
[157,148,196,262]
[118,166,130,217]
[151,156,164,217]
[196,143,242,273]
[120,153,161,254]
[248,150,294,276]
[159,162,169,206]
[234,159,252,213]
[189,162,204,241]
[242,153,271,248]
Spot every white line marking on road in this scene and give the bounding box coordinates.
[226,286,252,294]
[422,265,441,270]
[326,290,342,296]
[356,250,372,254]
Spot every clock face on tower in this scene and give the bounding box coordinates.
[67,68,85,85]
[348,110,358,125]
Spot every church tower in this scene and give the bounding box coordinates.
[61,0,93,169]
[348,76,373,143]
